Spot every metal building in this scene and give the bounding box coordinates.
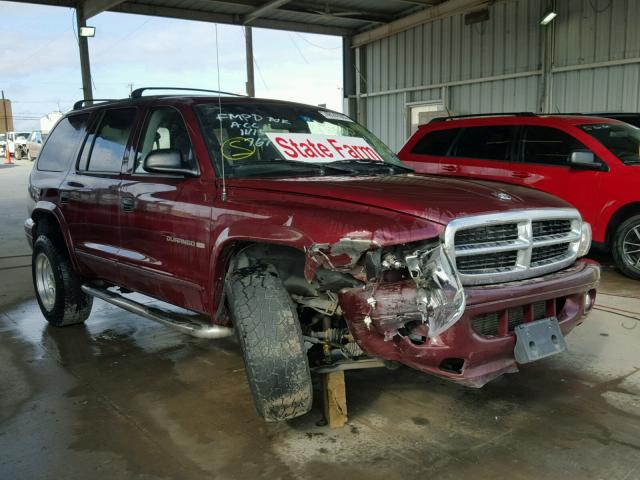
[349,0,640,151]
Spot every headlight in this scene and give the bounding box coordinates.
[405,245,466,338]
[577,222,592,258]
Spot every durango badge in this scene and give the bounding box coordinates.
[165,235,205,249]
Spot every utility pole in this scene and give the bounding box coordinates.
[245,26,255,97]
[1,90,8,133]
[75,6,94,102]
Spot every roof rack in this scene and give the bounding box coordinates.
[130,87,245,99]
[73,99,119,110]
[429,112,537,123]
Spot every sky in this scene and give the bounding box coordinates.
[0,1,344,131]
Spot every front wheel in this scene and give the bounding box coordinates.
[227,264,313,422]
[14,147,23,160]
[32,235,93,326]
[612,215,640,280]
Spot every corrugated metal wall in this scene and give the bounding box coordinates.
[357,0,640,151]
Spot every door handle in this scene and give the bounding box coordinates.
[121,197,135,212]
[512,171,530,179]
[59,191,70,204]
[442,165,458,172]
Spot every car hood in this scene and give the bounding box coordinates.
[227,174,571,225]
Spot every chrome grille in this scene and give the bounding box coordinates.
[456,251,518,273]
[455,224,518,246]
[444,209,582,285]
[531,243,571,266]
[532,219,572,239]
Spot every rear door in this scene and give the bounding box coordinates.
[62,107,138,283]
[400,127,460,174]
[443,125,519,182]
[513,125,604,223]
[118,105,211,312]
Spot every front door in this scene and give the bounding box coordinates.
[513,126,603,224]
[118,106,212,313]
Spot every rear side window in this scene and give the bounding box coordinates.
[37,114,90,172]
[453,126,517,161]
[82,108,136,173]
[520,126,585,166]
[411,128,460,156]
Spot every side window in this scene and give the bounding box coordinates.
[453,126,517,161]
[135,107,194,174]
[37,114,90,172]
[411,128,460,156]
[520,126,585,167]
[83,108,136,173]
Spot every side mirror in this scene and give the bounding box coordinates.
[568,150,605,171]
[143,149,197,177]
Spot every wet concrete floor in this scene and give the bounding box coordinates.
[1,159,639,479]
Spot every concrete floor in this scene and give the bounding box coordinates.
[1,158,639,480]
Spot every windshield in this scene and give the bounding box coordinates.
[16,132,30,140]
[195,102,411,178]
[580,123,640,165]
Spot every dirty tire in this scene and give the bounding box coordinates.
[612,215,640,280]
[32,235,93,326]
[227,265,313,422]
[14,148,23,160]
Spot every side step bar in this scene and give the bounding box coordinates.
[81,285,234,339]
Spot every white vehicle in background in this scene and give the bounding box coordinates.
[0,133,6,155]
[7,131,31,159]
[26,130,48,161]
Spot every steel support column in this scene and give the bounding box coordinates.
[245,26,255,97]
[76,6,94,102]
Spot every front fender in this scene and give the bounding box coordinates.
[206,222,314,320]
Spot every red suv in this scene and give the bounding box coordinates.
[399,114,640,279]
[26,92,599,422]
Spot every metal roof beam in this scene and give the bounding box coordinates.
[352,0,487,47]
[82,0,127,19]
[243,0,292,25]
[111,2,352,35]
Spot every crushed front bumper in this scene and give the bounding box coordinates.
[339,259,600,387]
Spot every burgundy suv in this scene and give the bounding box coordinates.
[26,90,599,422]
[399,113,640,279]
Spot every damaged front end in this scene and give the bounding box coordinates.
[405,245,466,338]
[302,236,467,362]
[310,237,466,341]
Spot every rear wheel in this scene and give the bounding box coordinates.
[227,264,313,422]
[32,235,93,326]
[612,215,640,280]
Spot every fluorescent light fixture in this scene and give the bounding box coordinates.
[79,26,96,37]
[540,11,557,25]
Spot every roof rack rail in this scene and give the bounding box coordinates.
[130,87,245,99]
[73,99,119,110]
[429,112,537,123]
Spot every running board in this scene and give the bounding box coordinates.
[81,285,234,339]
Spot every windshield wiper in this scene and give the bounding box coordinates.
[231,159,357,177]
[327,159,414,175]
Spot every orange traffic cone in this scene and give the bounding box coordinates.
[4,145,12,164]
